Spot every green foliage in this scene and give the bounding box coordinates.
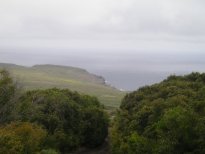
[0,70,17,123]
[82,107,109,147]
[0,68,109,153]
[0,130,23,154]
[0,70,15,104]
[15,88,109,153]
[0,122,47,154]
[111,72,205,154]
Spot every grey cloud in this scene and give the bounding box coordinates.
[1,0,205,38]
[0,0,205,54]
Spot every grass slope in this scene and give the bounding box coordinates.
[0,63,125,108]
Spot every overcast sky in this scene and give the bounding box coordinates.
[0,0,205,53]
[1,0,205,90]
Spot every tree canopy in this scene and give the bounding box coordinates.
[15,88,109,153]
[2,69,205,154]
[0,70,109,154]
[0,70,17,123]
[111,72,205,154]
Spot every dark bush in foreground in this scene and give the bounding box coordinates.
[111,73,205,154]
[0,122,47,154]
[15,88,109,153]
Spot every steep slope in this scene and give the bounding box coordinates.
[0,63,125,108]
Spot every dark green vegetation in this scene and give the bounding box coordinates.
[0,63,125,108]
[111,73,205,154]
[0,70,109,154]
[2,66,205,154]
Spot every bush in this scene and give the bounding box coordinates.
[111,73,205,154]
[0,70,17,123]
[0,69,109,153]
[0,122,47,154]
[15,88,108,153]
[82,107,109,147]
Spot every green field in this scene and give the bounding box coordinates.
[0,63,125,108]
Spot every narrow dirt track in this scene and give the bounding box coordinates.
[73,139,110,154]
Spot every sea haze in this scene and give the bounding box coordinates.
[1,48,205,91]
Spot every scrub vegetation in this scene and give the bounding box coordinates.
[111,72,205,154]
[1,67,205,154]
[0,70,109,154]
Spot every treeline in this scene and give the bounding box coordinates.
[1,69,205,154]
[111,73,205,154]
[0,70,108,154]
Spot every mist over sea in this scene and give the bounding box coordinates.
[1,48,205,91]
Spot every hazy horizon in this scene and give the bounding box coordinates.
[1,49,205,90]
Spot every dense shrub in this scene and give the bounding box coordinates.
[15,88,109,153]
[111,73,205,154]
[0,122,47,154]
[0,70,17,123]
[82,107,109,147]
[0,69,109,153]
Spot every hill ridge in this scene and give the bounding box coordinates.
[0,63,125,108]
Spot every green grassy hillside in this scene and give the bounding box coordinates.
[0,63,125,108]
